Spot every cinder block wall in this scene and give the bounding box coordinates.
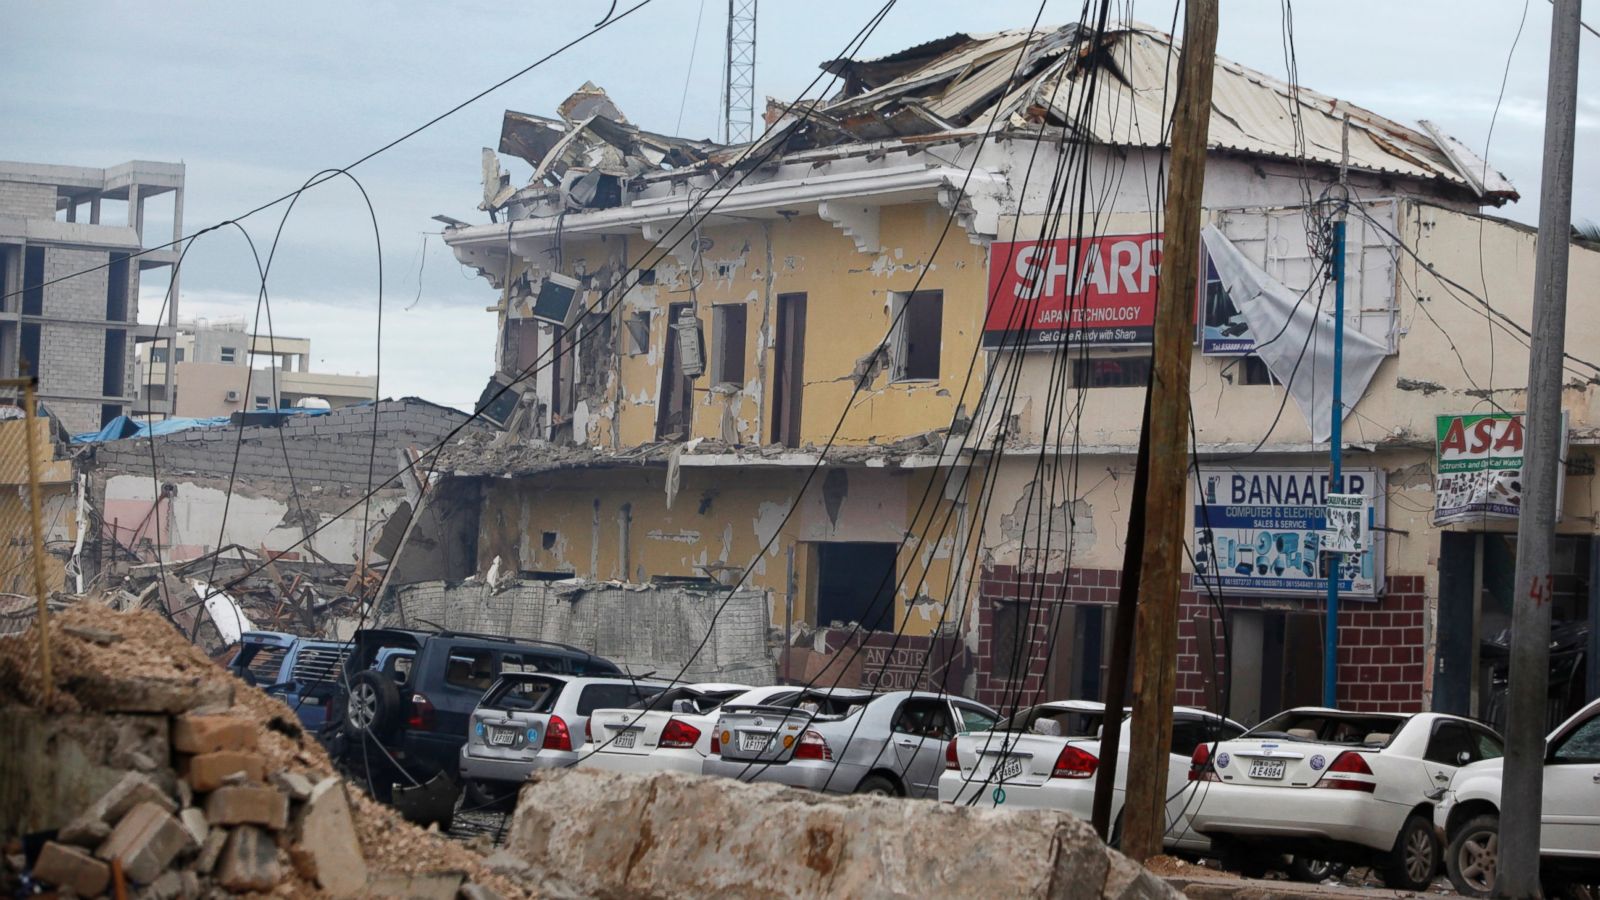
[0,182,57,219]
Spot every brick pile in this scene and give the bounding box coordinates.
[1,604,530,898]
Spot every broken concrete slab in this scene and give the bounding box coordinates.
[216,824,282,893]
[0,709,171,837]
[291,777,368,897]
[96,801,196,884]
[179,806,209,845]
[31,840,111,897]
[59,772,176,846]
[365,869,467,899]
[271,768,315,802]
[505,769,1179,898]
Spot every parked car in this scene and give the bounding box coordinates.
[226,631,351,731]
[1186,706,1504,889]
[581,683,800,775]
[1436,697,1600,896]
[323,627,624,825]
[459,673,670,802]
[940,701,1243,856]
[701,688,1000,798]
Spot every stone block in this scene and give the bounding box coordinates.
[215,825,281,893]
[269,769,314,802]
[184,751,266,792]
[32,841,110,897]
[205,784,288,830]
[289,778,367,897]
[179,807,209,845]
[96,801,195,884]
[194,827,227,875]
[59,772,176,847]
[172,714,257,754]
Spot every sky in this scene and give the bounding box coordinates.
[3,0,1596,410]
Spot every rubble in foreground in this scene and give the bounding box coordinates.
[0,603,528,899]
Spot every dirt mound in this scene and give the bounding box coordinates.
[0,602,532,898]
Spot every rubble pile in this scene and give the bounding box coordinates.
[0,604,529,898]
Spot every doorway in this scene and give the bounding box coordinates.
[772,293,807,447]
[1227,609,1324,726]
[814,541,896,632]
[1435,532,1595,731]
[656,303,694,439]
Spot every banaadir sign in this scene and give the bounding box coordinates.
[1191,465,1384,599]
[985,233,1162,348]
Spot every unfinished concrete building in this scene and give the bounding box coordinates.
[428,22,1597,721]
[0,160,185,433]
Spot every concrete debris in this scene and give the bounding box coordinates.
[504,768,1180,899]
[0,603,533,898]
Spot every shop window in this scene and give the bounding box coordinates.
[711,304,748,387]
[892,290,943,381]
[1071,355,1151,389]
[814,541,897,632]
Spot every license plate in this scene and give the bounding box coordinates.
[1249,758,1286,780]
[738,731,770,753]
[995,755,1024,781]
[490,728,518,746]
[611,729,637,749]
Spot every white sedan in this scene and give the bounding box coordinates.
[579,683,799,775]
[1187,706,1504,890]
[1436,697,1600,896]
[940,700,1243,854]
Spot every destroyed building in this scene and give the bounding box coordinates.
[431,23,1600,724]
[0,160,186,433]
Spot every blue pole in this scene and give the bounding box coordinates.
[1324,219,1346,709]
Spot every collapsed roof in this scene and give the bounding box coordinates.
[477,22,1515,218]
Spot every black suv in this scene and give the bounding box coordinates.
[323,628,623,824]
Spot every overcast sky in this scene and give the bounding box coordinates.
[3,1,1596,410]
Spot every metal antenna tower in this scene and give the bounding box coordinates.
[723,0,756,144]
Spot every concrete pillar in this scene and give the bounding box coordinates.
[163,187,182,417]
[90,197,101,225]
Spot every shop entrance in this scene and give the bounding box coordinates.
[1435,532,1597,731]
[1225,609,1324,726]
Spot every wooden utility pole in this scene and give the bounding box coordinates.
[1499,1,1581,895]
[1121,0,1218,862]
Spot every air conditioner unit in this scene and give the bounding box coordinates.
[225,390,241,402]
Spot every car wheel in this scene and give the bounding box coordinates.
[855,775,899,797]
[342,670,400,740]
[1381,814,1441,891]
[1445,814,1498,897]
[1286,856,1349,883]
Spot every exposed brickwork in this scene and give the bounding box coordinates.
[0,181,58,219]
[974,565,1426,714]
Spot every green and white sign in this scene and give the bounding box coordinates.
[1433,412,1565,525]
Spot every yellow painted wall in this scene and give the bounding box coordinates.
[0,418,75,596]
[545,200,991,450]
[473,463,980,638]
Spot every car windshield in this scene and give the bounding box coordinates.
[1250,711,1405,746]
[483,675,563,712]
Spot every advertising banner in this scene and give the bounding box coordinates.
[1192,466,1383,599]
[984,233,1162,348]
[1198,254,1256,355]
[1323,493,1369,554]
[1433,411,1566,525]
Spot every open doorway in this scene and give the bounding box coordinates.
[1436,532,1594,731]
[1226,609,1324,726]
[814,542,897,632]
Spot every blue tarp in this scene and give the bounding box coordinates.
[71,407,334,444]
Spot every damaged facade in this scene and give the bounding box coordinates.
[431,23,1600,723]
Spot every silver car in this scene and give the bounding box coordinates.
[701,688,1000,798]
[459,672,668,798]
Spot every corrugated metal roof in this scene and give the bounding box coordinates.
[818,22,1517,200]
